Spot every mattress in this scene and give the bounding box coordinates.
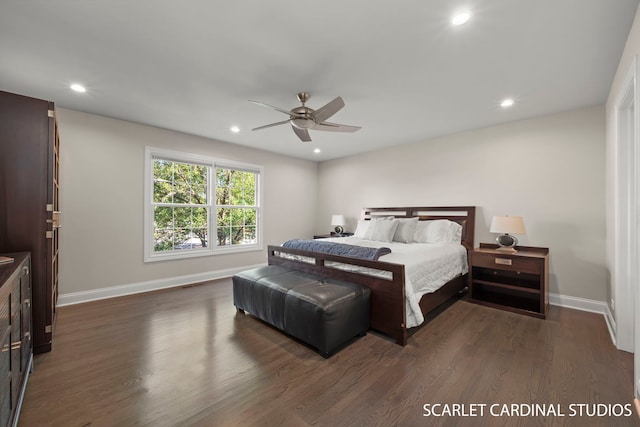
[318,236,468,328]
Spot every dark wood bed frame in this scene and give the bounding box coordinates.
[268,206,476,346]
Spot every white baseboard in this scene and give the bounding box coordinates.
[549,292,607,314]
[549,292,616,346]
[57,263,266,306]
[604,303,617,347]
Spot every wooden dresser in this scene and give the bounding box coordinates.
[0,91,60,353]
[0,253,32,427]
[468,243,549,318]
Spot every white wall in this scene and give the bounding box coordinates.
[317,106,606,301]
[604,2,640,393]
[56,103,607,304]
[57,108,318,295]
[605,5,640,315]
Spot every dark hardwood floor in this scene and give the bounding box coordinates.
[18,278,639,427]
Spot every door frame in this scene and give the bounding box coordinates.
[614,55,639,399]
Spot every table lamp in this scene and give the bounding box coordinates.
[490,215,526,252]
[331,214,346,236]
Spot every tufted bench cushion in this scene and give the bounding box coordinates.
[233,265,370,358]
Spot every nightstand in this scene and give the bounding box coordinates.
[468,243,549,318]
[313,232,354,239]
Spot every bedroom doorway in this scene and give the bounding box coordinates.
[614,55,639,401]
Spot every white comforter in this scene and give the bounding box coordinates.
[319,236,468,328]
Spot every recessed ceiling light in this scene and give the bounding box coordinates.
[452,11,471,26]
[501,98,515,108]
[70,83,86,93]
[313,148,321,154]
[230,126,240,133]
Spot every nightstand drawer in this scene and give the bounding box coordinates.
[471,252,542,274]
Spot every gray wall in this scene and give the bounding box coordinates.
[57,108,318,294]
[317,106,606,301]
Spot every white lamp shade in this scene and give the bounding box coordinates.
[331,214,346,226]
[490,216,526,235]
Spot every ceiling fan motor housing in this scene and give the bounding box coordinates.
[290,106,315,129]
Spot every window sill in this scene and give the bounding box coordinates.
[144,244,263,263]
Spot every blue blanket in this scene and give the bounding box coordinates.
[282,239,391,261]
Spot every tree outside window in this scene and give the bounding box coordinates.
[215,168,257,246]
[153,159,209,252]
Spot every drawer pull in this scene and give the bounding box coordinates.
[495,258,512,266]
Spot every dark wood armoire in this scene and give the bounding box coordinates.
[0,90,60,353]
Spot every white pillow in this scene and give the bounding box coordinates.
[448,221,463,243]
[413,220,462,243]
[393,217,419,243]
[412,220,438,243]
[364,219,399,242]
[354,220,370,238]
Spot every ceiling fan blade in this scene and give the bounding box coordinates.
[248,100,302,117]
[312,96,345,123]
[292,125,312,142]
[314,121,361,133]
[252,120,290,131]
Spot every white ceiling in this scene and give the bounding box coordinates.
[0,1,637,161]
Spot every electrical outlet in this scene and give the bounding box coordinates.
[611,299,615,310]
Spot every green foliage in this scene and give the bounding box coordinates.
[215,168,257,246]
[154,160,207,204]
[153,160,209,251]
[216,207,257,246]
[152,160,258,252]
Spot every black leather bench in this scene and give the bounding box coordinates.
[233,265,370,358]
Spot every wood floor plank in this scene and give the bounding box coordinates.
[17,278,640,427]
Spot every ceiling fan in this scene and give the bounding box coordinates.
[249,92,361,142]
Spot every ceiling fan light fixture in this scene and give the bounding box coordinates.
[291,117,315,129]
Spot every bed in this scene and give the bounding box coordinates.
[268,206,476,346]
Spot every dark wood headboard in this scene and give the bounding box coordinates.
[360,206,476,250]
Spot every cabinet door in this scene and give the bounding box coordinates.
[9,275,21,402]
[46,105,60,344]
[20,263,31,371]
[10,311,21,408]
[0,292,10,427]
[0,92,55,353]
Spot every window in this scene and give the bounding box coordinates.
[215,167,258,247]
[144,147,262,262]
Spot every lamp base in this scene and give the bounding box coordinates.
[495,246,518,253]
[496,234,518,252]
[334,225,344,236]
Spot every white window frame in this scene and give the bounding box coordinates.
[144,146,263,262]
